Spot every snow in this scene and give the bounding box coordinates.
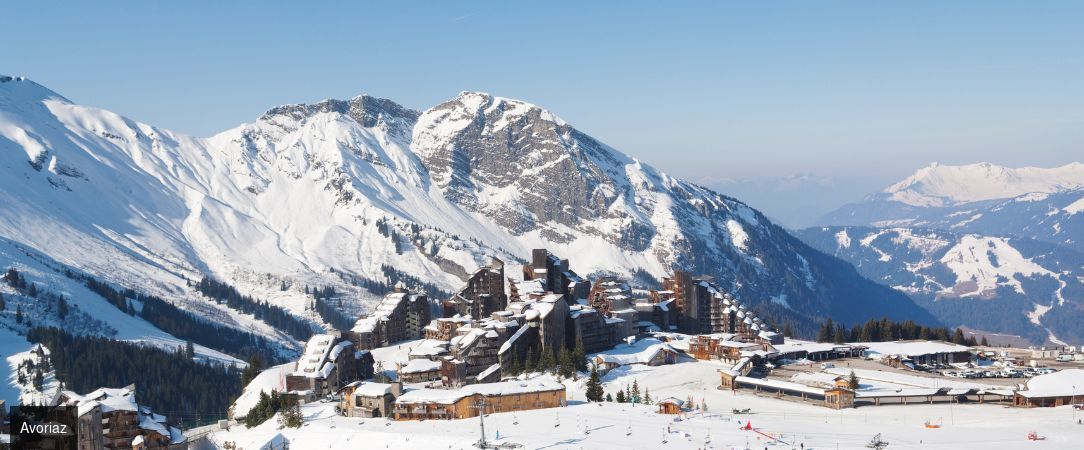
[725,219,749,252]
[5,341,60,406]
[210,358,1084,450]
[834,229,851,248]
[884,162,1084,207]
[860,341,972,358]
[399,358,440,374]
[939,235,1053,296]
[1063,196,1084,215]
[397,375,564,404]
[593,338,676,366]
[1016,369,1084,398]
[348,381,395,398]
[232,362,294,417]
[735,376,827,396]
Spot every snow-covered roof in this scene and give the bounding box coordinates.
[477,363,501,381]
[735,376,825,396]
[353,292,419,333]
[861,341,972,358]
[293,334,345,378]
[61,387,140,416]
[409,340,449,358]
[1017,369,1084,398]
[400,358,441,374]
[498,324,531,355]
[397,376,565,405]
[774,340,853,355]
[657,397,684,406]
[594,338,675,366]
[348,381,395,397]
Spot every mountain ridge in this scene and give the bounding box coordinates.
[0,76,937,349]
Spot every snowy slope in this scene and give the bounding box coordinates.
[210,360,1083,450]
[1,75,935,348]
[882,162,1084,208]
[819,163,1084,253]
[796,226,1084,345]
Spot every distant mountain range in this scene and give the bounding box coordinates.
[0,75,935,357]
[807,162,1084,345]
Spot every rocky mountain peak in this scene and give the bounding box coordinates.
[258,95,419,134]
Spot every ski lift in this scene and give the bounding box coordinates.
[865,433,889,449]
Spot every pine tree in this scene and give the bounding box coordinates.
[585,367,604,402]
[605,393,613,402]
[833,324,847,344]
[817,318,834,342]
[782,323,793,338]
[625,384,632,401]
[615,390,626,403]
[573,337,587,372]
[507,351,521,376]
[630,380,641,404]
[57,296,69,319]
[848,370,859,390]
[952,328,966,345]
[279,399,303,428]
[642,388,652,405]
[1,292,6,310]
[980,336,989,347]
[540,347,556,373]
[558,348,574,378]
[185,341,196,359]
[16,304,23,324]
[32,368,44,390]
[26,283,38,298]
[524,347,537,374]
[241,355,263,386]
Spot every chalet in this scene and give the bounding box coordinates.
[59,385,187,450]
[657,397,685,414]
[441,318,520,386]
[824,385,856,409]
[398,359,442,383]
[424,316,472,341]
[349,284,431,349]
[393,376,566,420]
[1014,368,1084,407]
[285,334,367,399]
[340,381,403,418]
[593,339,680,373]
[687,334,765,363]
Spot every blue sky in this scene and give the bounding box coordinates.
[3,1,1083,203]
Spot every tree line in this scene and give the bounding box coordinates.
[816,316,984,346]
[194,276,313,342]
[27,327,242,427]
[504,339,588,379]
[74,271,286,365]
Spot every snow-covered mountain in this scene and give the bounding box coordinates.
[796,226,1084,345]
[819,162,1084,253]
[0,75,935,350]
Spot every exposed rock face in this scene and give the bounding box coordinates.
[0,78,936,341]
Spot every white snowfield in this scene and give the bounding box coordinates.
[211,360,1084,449]
[884,162,1084,207]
